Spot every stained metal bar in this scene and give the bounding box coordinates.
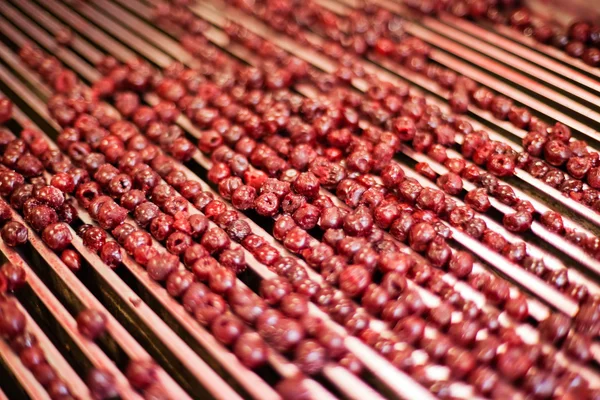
[0,331,51,400]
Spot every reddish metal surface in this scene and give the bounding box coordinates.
[0,335,51,400]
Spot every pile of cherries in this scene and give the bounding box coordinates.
[158,2,600,396]
[233,0,600,225]
[148,5,600,398]
[15,42,371,390]
[404,0,600,67]
[204,4,600,303]
[0,126,174,399]
[218,0,600,293]
[1,0,600,397]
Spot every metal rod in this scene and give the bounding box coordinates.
[493,23,600,80]
[437,13,600,95]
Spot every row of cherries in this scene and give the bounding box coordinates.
[0,295,94,400]
[0,96,106,398]
[216,4,600,264]
[4,45,301,396]
[204,13,600,328]
[229,0,600,215]
[0,128,187,399]
[0,262,83,400]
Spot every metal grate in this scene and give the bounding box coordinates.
[0,0,599,399]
